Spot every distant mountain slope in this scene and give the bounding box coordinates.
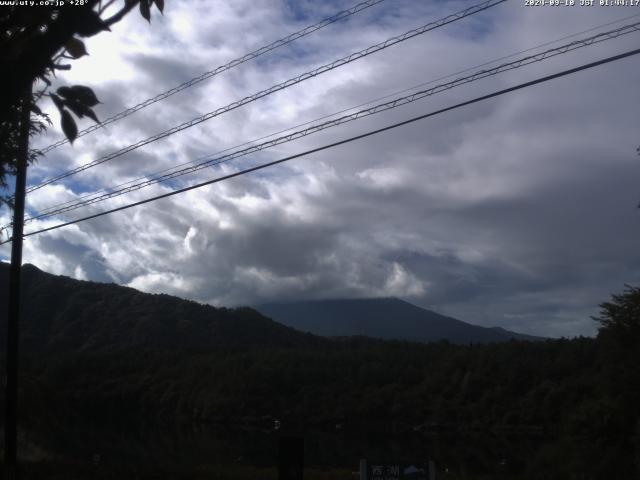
[0,263,315,352]
[256,298,544,344]
[490,326,545,342]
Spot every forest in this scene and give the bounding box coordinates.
[0,265,639,479]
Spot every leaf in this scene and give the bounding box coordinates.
[65,37,88,59]
[75,10,111,37]
[58,85,100,107]
[64,99,100,124]
[140,0,151,22]
[63,99,86,118]
[84,107,100,124]
[154,0,164,13]
[30,104,43,116]
[50,93,65,112]
[61,110,78,144]
[69,85,100,107]
[57,86,72,99]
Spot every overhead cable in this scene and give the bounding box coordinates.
[23,20,640,223]
[32,12,640,217]
[5,47,637,244]
[37,0,390,154]
[26,0,508,194]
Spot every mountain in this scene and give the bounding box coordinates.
[256,298,544,344]
[490,326,545,342]
[0,263,541,353]
[0,263,315,352]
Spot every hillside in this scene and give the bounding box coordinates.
[0,263,636,478]
[256,298,543,344]
[0,263,315,352]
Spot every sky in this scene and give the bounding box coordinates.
[1,0,639,337]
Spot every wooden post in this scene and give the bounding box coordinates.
[4,84,32,480]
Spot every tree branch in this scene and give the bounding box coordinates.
[99,0,117,14]
[104,0,140,27]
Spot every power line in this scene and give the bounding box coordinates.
[6,47,638,244]
[25,0,507,194]
[23,20,640,223]
[37,0,390,154]
[31,12,640,218]
[29,0,506,192]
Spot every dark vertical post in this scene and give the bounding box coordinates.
[278,435,304,480]
[4,84,32,479]
[360,459,367,480]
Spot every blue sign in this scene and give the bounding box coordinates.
[366,462,430,480]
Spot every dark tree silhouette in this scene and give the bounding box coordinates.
[595,284,640,471]
[596,285,640,343]
[0,0,165,207]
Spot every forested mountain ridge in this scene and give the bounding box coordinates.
[489,326,544,342]
[0,263,317,352]
[256,298,545,344]
[1,263,540,351]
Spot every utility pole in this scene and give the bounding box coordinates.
[4,83,32,480]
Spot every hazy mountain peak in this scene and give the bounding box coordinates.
[256,297,545,344]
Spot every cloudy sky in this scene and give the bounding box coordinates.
[1,0,639,337]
